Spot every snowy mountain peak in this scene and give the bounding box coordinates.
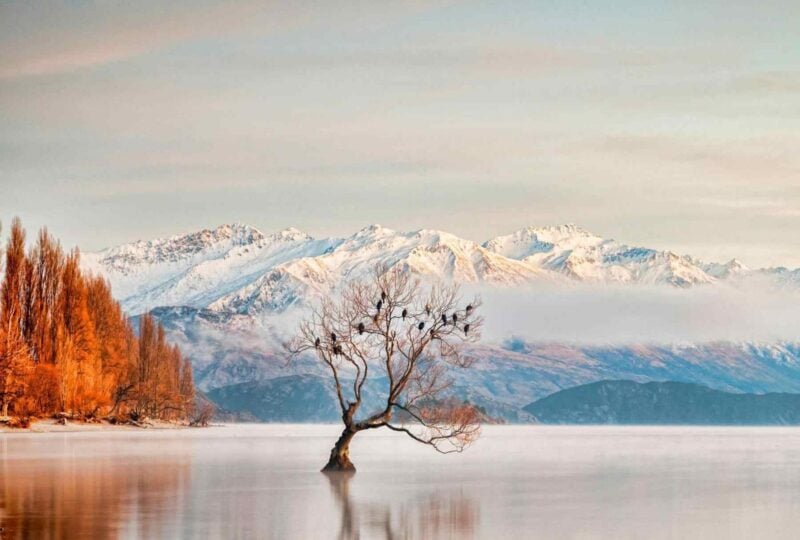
[213,222,266,242]
[268,227,312,243]
[89,222,264,269]
[482,224,604,261]
[353,223,393,237]
[525,223,600,242]
[483,225,719,286]
[704,258,749,279]
[83,222,799,315]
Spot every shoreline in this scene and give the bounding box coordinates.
[0,418,193,434]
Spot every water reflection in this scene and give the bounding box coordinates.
[2,425,800,539]
[327,474,358,540]
[0,435,191,539]
[327,473,478,540]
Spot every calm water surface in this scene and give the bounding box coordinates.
[2,424,800,539]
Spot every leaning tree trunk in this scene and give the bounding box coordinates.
[322,427,357,473]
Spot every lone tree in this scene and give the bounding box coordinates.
[288,266,483,473]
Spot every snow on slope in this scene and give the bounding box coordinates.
[209,225,553,315]
[89,224,800,422]
[84,222,799,316]
[83,224,340,314]
[482,224,716,286]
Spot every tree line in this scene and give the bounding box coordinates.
[0,218,196,423]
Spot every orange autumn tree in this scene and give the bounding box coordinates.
[0,219,32,417]
[0,218,196,423]
[130,314,193,421]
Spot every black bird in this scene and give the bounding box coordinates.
[418,321,425,331]
[441,314,447,325]
[315,337,320,348]
[330,332,337,342]
[381,290,387,301]
[452,313,458,324]
[334,345,342,355]
[358,322,365,335]
[464,324,470,335]
[376,299,383,311]
[465,304,473,314]
[402,308,408,319]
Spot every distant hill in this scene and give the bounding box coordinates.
[208,375,345,423]
[206,374,526,423]
[524,380,800,425]
[207,375,399,423]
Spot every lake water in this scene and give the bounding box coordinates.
[2,424,800,539]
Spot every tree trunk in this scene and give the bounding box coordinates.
[322,427,357,473]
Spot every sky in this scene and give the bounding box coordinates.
[1,1,798,268]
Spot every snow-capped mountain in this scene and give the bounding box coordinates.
[82,222,799,316]
[82,223,340,314]
[483,224,716,287]
[91,222,799,422]
[208,225,551,315]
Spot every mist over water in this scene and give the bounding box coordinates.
[2,425,800,539]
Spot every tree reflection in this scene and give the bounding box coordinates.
[0,447,190,540]
[326,472,479,539]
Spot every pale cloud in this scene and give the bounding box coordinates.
[0,2,263,79]
[478,283,800,345]
[0,1,454,79]
[0,1,798,266]
[583,135,800,184]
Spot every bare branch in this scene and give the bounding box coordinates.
[288,264,485,470]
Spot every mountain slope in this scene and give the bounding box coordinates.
[88,222,800,424]
[147,304,800,422]
[84,222,800,316]
[483,224,716,286]
[208,225,553,315]
[83,224,340,314]
[525,380,800,425]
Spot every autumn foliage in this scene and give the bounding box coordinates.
[0,218,195,422]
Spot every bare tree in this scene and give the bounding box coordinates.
[288,266,483,472]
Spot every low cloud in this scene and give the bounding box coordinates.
[473,283,800,345]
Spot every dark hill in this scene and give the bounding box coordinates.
[524,380,800,425]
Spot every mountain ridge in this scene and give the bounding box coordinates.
[93,224,800,424]
[82,222,799,316]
